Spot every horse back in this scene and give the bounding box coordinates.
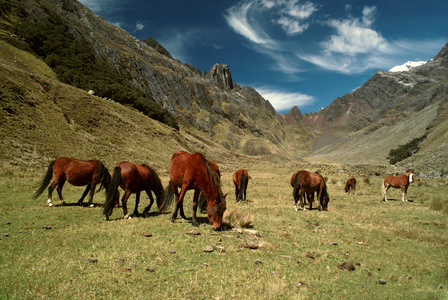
[54,157,100,186]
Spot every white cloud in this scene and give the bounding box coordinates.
[277,16,309,35]
[255,86,315,111]
[282,0,318,19]
[323,10,386,55]
[135,21,144,31]
[224,2,274,46]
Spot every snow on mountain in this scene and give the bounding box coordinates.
[388,60,427,72]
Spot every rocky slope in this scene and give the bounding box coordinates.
[0,0,447,176]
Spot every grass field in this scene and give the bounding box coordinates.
[0,163,447,299]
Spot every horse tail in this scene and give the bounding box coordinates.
[97,161,112,193]
[103,166,121,218]
[33,160,55,200]
[292,173,300,203]
[381,179,386,200]
[159,181,174,213]
[143,165,165,209]
[238,173,247,201]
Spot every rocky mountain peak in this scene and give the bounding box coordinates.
[208,63,234,91]
[142,37,173,59]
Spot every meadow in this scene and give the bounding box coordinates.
[0,163,447,299]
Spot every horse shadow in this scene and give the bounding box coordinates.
[383,198,414,202]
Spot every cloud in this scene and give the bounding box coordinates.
[224,2,274,46]
[322,7,386,55]
[277,16,309,35]
[255,86,315,111]
[135,21,144,31]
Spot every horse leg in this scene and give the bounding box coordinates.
[299,190,305,210]
[77,185,91,206]
[133,192,141,217]
[47,182,56,207]
[177,184,189,220]
[402,186,409,202]
[87,184,96,207]
[122,190,132,219]
[56,179,66,205]
[235,185,239,202]
[142,190,155,215]
[192,190,201,227]
[170,185,182,223]
[384,184,389,201]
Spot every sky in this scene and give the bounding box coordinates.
[78,0,447,114]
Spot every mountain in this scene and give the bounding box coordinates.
[300,43,448,174]
[0,0,447,176]
[389,61,427,72]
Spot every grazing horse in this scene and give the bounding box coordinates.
[33,157,112,207]
[381,170,414,202]
[292,170,329,211]
[160,151,227,230]
[233,169,249,202]
[345,178,357,195]
[290,171,309,211]
[103,161,164,220]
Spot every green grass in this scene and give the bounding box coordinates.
[1,166,447,299]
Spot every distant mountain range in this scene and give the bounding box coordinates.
[0,0,447,176]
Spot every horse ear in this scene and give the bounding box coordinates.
[223,193,227,199]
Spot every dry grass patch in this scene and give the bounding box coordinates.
[223,208,254,228]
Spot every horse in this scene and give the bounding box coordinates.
[381,170,414,202]
[33,157,112,207]
[345,178,357,195]
[160,151,227,230]
[290,171,309,211]
[103,161,164,220]
[233,169,249,202]
[292,170,329,211]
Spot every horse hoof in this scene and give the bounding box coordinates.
[124,214,131,219]
[90,204,95,207]
[48,203,54,207]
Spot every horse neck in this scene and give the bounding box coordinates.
[200,179,221,200]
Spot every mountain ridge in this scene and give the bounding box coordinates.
[0,0,447,176]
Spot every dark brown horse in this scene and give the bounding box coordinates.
[381,170,414,202]
[103,161,164,220]
[160,151,226,230]
[33,157,112,207]
[233,169,249,202]
[345,178,357,195]
[290,171,308,211]
[291,170,329,211]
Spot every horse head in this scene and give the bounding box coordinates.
[320,191,330,211]
[407,170,414,183]
[206,193,227,230]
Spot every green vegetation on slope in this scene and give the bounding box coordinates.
[388,134,427,165]
[11,13,178,130]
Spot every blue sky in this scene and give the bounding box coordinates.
[78,0,447,114]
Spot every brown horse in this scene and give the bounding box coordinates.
[291,170,329,211]
[345,178,357,195]
[290,171,309,210]
[33,157,112,207]
[381,170,414,202]
[103,161,164,220]
[233,169,249,202]
[160,151,227,230]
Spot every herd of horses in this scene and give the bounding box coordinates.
[32,151,415,230]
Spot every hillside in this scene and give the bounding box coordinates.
[0,0,447,176]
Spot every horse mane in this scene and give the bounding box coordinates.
[141,164,164,197]
[196,152,222,193]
